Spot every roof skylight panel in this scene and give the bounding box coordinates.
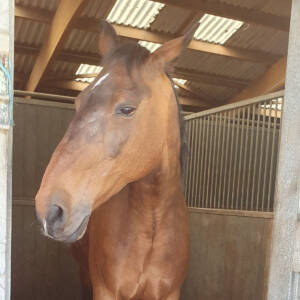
[75,64,103,83]
[173,78,187,85]
[107,0,165,29]
[194,14,243,45]
[138,40,161,52]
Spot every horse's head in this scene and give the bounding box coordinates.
[35,21,196,243]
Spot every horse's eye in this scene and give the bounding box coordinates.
[116,106,136,117]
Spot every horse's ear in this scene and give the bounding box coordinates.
[148,22,198,67]
[98,20,119,58]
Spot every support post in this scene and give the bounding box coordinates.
[267,1,300,299]
[0,0,13,299]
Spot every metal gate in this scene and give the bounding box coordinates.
[181,91,283,300]
[183,90,283,213]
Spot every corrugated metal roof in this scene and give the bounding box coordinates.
[80,0,114,19]
[50,61,79,76]
[225,24,289,56]
[149,5,192,34]
[14,53,36,74]
[194,14,243,44]
[107,0,165,29]
[16,0,59,11]
[219,0,291,18]
[75,64,103,83]
[63,29,99,53]
[15,18,49,47]
[187,81,239,103]
[176,50,267,81]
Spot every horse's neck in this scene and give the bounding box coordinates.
[128,142,183,221]
[129,95,183,219]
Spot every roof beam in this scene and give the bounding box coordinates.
[15,5,52,23]
[25,0,90,92]
[76,21,279,64]
[15,5,279,64]
[15,43,250,89]
[153,0,290,32]
[228,56,287,103]
[174,82,219,106]
[45,80,211,109]
[172,67,250,89]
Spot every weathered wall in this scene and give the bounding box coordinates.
[181,211,272,300]
[13,100,74,198]
[12,99,80,300]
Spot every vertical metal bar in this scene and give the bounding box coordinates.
[209,113,217,208]
[251,103,262,210]
[187,120,196,207]
[256,101,267,210]
[242,106,251,210]
[199,117,206,208]
[203,116,211,207]
[237,107,245,210]
[206,115,213,208]
[231,108,240,209]
[194,119,202,207]
[219,110,228,208]
[262,99,273,211]
[223,110,231,209]
[247,104,256,210]
[201,117,209,207]
[183,121,192,204]
[213,112,222,208]
[267,98,279,211]
[191,119,200,207]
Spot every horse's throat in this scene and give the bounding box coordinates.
[128,161,183,231]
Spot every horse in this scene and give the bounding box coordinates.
[35,21,197,300]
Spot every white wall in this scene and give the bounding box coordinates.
[0,0,13,299]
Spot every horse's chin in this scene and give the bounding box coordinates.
[48,214,90,244]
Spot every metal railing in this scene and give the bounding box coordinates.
[183,91,283,212]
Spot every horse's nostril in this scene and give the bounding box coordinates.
[46,204,65,235]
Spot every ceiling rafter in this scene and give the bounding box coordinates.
[153,0,290,32]
[228,56,287,103]
[15,5,280,64]
[15,43,251,89]
[171,67,249,89]
[25,0,90,92]
[174,82,219,106]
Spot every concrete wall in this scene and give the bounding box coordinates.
[0,0,13,298]
[181,211,272,300]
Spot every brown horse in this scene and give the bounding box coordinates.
[35,21,197,300]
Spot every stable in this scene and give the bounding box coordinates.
[0,0,299,299]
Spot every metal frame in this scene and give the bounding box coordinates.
[183,90,283,213]
[184,90,284,120]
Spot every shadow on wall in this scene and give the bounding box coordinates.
[11,203,83,300]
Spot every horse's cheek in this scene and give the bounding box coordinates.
[104,128,129,158]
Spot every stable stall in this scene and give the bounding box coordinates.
[0,0,299,299]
